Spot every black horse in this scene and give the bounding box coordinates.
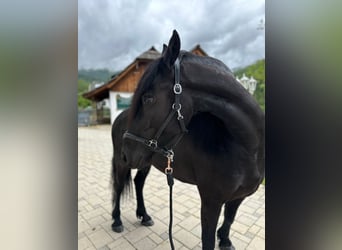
[111,109,154,233]
[121,30,264,250]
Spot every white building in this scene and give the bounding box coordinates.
[83,45,209,124]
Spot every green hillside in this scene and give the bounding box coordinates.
[78,68,115,83]
[77,69,116,109]
[78,61,265,110]
[234,59,265,111]
[78,78,92,109]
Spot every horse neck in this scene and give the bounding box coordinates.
[181,60,264,131]
[182,62,261,120]
[187,89,262,154]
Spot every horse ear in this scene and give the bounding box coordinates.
[161,30,180,69]
[161,44,167,54]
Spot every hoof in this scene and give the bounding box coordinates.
[219,245,235,250]
[111,224,124,233]
[141,219,154,227]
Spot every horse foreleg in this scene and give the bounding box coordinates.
[200,198,222,250]
[134,166,154,226]
[217,198,244,250]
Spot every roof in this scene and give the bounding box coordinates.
[83,45,209,101]
[83,47,160,101]
[137,46,161,60]
[190,44,208,56]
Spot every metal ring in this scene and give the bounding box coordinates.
[147,139,158,149]
[165,167,173,174]
[173,83,182,94]
[172,103,181,111]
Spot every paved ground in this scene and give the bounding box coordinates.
[78,125,265,250]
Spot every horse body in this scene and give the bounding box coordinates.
[150,112,262,202]
[121,30,264,250]
[111,110,153,232]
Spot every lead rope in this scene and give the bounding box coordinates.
[166,57,181,250]
[165,151,175,250]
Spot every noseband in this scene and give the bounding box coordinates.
[123,57,188,160]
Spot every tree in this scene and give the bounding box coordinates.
[78,79,92,109]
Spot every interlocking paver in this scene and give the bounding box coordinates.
[87,215,107,227]
[233,231,252,244]
[230,237,249,249]
[83,207,107,220]
[125,226,153,244]
[179,215,199,231]
[134,237,158,250]
[78,125,265,249]
[87,228,114,249]
[174,228,201,249]
[246,236,265,250]
[247,224,261,235]
[78,236,94,250]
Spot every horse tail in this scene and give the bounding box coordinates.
[111,155,132,207]
[121,164,133,200]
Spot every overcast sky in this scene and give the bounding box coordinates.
[78,0,264,71]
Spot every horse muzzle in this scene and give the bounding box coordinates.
[121,143,151,170]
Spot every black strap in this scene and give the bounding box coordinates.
[153,109,177,140]
[179,119,188,134]
[166,172,175,250]
[174,58,180,85]
[123,56,186,250]
[174,58,188,134]
[123,55,187,156]
[122,131,149,145]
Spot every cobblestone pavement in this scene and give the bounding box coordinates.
[78,125,265,250]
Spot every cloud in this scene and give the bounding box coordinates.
[78,0,264,70]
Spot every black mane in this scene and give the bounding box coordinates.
[181,51,233,76]
[128,51,236,125]
[129,58,162,123]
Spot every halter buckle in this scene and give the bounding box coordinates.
[147,139,158,149]
[166,149,174,162]
[172,103,181,111]
[173,83,182,94]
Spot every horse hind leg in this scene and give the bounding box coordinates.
[217,198,244,250]
[134,166,154,227]
[111,158,131,233]
[111,184,124,233]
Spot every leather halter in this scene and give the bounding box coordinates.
[123,57,188,160]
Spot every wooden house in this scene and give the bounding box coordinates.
[83,45,208,124]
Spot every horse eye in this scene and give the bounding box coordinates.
[142,93,155,104]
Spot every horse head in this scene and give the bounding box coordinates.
[122,30,193,169]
